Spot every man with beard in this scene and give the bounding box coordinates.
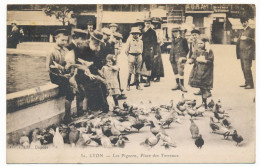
[141,18,158,87]
[236,17,255,89]
[80,30,110,113]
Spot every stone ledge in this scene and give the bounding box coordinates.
[7,82,60,113]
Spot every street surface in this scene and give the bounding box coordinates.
[7,44,256,163]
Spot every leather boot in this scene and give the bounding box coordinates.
[64,100,72,124]
[180,79,187,93]
[171,78,180,90]
[144,77,150,87]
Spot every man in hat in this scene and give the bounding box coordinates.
[85,21,95,39]
[125,27,143,91]
[7,21,20,48]
[141,17,158,87]
[101,27,115,55]
[78,30,110,113]
[236,17,255,89]
[169,27,189,92]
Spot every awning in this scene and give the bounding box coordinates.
[101,11,146,24]
[228,18,255,29]
[7,11,64,26]
[150,8,167,18]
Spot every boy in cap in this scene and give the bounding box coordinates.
[125,27,143,91]
[169,27,189,92]
[48,29,77,124]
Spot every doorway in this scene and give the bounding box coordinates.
[212,19,224,44]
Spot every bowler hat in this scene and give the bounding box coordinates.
[191,29,201,34]
[199,35,209,43]
[144,18,152,22]
[171,26,181,32]
[11,20,18,25]
[87,21,94,25]
[90,30,104,43]
[106,54,115,61]
[130,27,141,34]
[101,27,112,36]
[240,17,249,23]
[113,32,123,39]
[152,17,162,24]
[109,23,118,28]
[54,29,69,36]
[135,19,144,24]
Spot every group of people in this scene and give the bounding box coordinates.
[48,21,126,124]
[48,16,254,124]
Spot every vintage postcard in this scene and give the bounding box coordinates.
[6,4,255,163]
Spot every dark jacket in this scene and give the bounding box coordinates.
[170,37,189,63]
[236,26,255,60]
[142,28,157,55]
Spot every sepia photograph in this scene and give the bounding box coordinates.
[5,3,256,164]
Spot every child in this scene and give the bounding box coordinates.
[125,27,143,91]
[188,37,214,109]
[100,54,121,107]
[48,29,76,124]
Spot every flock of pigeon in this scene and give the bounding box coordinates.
[9,94,244,150]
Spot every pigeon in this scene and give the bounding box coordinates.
[210,117,231,139]
[140,134,161,148]
[19,131,30,148]
[190,119,199,139]
[158,133,176,149]
[208,99,215,110]
[68,124,80,147]
[162,117,174,128]
[232,130,243,146]
[101,135,112,148]
[147,121,161,136]
[209,117,220,132]
[214,112,229,122]
[155,110,162,121]
[53,127,64,148]
[222,118,231,128]
[30,130,42,149]
[187,106,199,119]
[131,119,145,132]
[195,134,204,148]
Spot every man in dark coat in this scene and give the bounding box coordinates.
[236,17,255,89]
[141,18,157,87]
[170,27,189,92]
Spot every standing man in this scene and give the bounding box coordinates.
[170,27,189,92]
[236,17,255,89]
[141,18,157,87]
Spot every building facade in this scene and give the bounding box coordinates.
[7,4,255,44]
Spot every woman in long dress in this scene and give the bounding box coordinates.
[151,18,164,82]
